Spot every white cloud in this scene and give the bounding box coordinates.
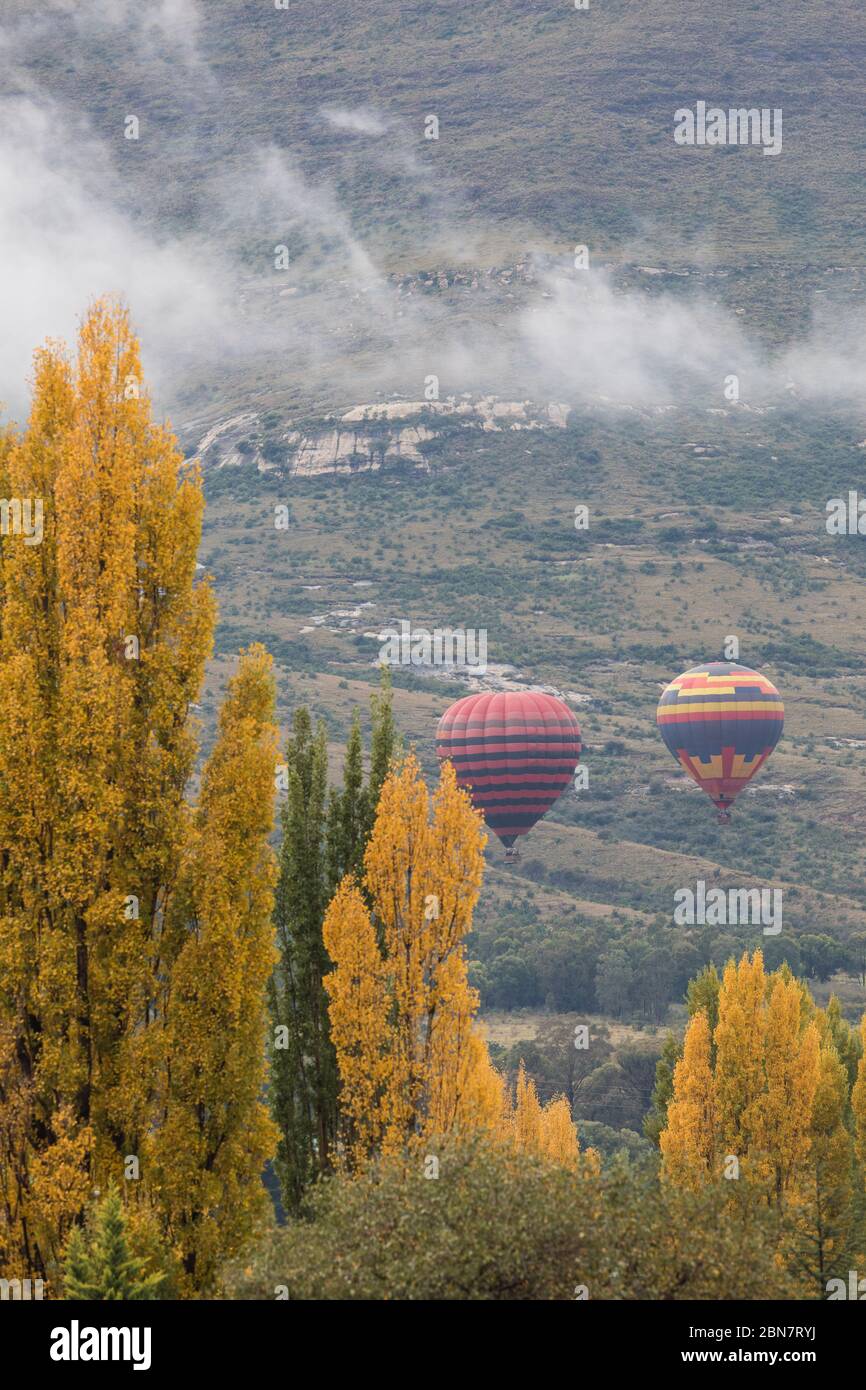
[517,269,762,407]
[1,2,865,424]
[0,96,231,419]
[320,107,390,137]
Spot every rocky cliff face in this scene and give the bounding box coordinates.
[194,395,571,476]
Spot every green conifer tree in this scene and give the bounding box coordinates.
[365,665,398,837]
[62,1188,164,1300]
[645,965,722,1145]
[644,1031,680,1146]
[269,712,335,1213]
[269,669,398,1212]
[327,711,366,890]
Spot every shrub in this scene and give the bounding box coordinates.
[223,1137,800,1301]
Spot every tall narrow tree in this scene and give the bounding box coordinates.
[790,1034,856,1294]
[268,712,335,1213]
[0,303,215,1280]
[751,975,819,1206]
[852,1015,866,1174]
[323,756,487,1164]
[326,712,365,889]
[269,671,398,1211]
[0,302,276,1292]
[659,953,862,1292]
[659,1009,716,1188]
[150,645,279,1292]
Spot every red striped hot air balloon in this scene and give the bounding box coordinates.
[436,691,581,857]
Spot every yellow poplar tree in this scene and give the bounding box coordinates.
[659,1009,716,1189]
[513,1061,544,1155]
[323,758,589,1169]
[538,1096,581,1166]
[318,878,391,1161]
[852,1016,866,1176]
[452,1030,512,1141]
[0,302,276,1290]
[662,953,837,1228]
[148,645,279,1293]
[751,975,820,1205]
[510,1062,586,1166]
[713,951,767,1163]
[791,1032,855,1292]
[323,755,494,1162]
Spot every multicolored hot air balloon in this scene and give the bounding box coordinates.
[656,662,784,822]
[436,691,581,855]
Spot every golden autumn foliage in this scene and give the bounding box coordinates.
[147,644,280,1293]
[712,951,770,1164]
[659,1008,716,1189]
[660,952,856,1235]
[852,1015,866,1176]
[752,974,820,1204]
[509,1061,593,1169]
[791,1035,855,1288]
[319,877,391,1160]
[0,302,278,1292]
[322,761,592,1173]
[323,756,587,1171]
[323,755,489,1162]
[512,1059,544,1155]
[539,1097,580,1166]
[658,952,866,1293]
[450,1030,512,1141]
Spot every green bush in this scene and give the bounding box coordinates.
[223,1137,800,1301]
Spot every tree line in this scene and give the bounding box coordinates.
[0,304,592,1298]
[3,304,866,1302]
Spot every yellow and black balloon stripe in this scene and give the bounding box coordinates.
[656,662,783,812]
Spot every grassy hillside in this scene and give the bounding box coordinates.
[22,0,866,268]
[197,401,866,1039]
